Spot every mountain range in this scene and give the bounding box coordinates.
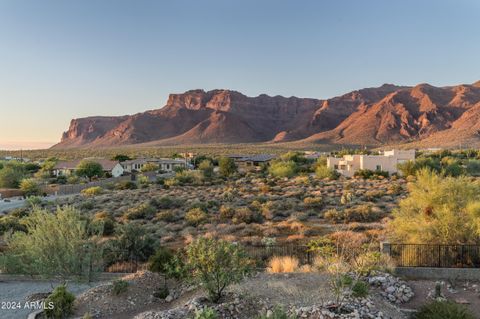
[52,81,480,149]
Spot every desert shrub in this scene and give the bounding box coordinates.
[140,162,159,172]
[389,169,480,244]
[256,306,297,319]
[0,164,25,188]
[315,165,339,180]
[218,157,237,177]
[364,190,385,201]
[194,307,219,319]
[174,170,196,184]
[137,174,150,187]
[268,161,297,178]
[219,205,235,221]
[90,213,116,236]
[43,285,75,319]
[354,169,389,179]
[199,160,214,180]
[414,300,474,319]
[232,207,261,224]
[148,247,174,273]
[303,196,323,209]
[185,208,208,226]
[325,205,381,223]
[387,183,403,195]
[104,223,157,265]
[0,215,26,235]
[155,210,177,222]
[185,237,252,302]
[115,180,137,190]
[466,160,480,176]
[1,206,102,281]
[19,178,40,197]
[81,186,103,197]
[123,203,156,220]
[111,279,129,295]
[151,196,182,209]
[351,280,369,298]
[267,256,299,273]
[79,200,94,210]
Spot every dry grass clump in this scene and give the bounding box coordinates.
[267,256,299,273]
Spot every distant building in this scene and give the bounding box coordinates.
[229,154,276,171]
[327,149,415,177]
[121,158,186,173]
[53,159,124,178]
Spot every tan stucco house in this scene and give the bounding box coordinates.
[121,158,186,173]
[327,149,415,177]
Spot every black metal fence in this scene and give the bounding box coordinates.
[390,244,480,268]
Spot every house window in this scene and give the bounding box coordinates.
[376,165,382,171]
[166,164,170,170]
[334,165,338,169]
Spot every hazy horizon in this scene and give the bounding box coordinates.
[1,0,480,150]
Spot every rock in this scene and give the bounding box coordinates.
[165,295,174,303]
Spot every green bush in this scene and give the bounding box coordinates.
[351,280,369,298]
[354,169,389,179]
[20,178,40,197]
[81,186,103,197]
[315,165,339,180]
[111,279,129,295]
[414,301,474,319]
[185,238,252,302]
[44,285,75,319]
[123,203,156,220]
[155,210,177,222]
[185,208,208,226]
[194,307,219,319]
[115,180,137,190]
[0,215,26,236]
[268,161,297,178]
[148,247,174,273]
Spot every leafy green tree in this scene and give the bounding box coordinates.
[112,154,131,162]
[19,178,40,197]
[185,237,252,302]
[389,169,480,244]
[218,157,236,177]
[0,206,103,281]
[76,160,103,180]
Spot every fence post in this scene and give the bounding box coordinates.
[380,242,391,256]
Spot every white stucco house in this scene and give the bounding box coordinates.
[327,149,415,177]
[53,159,124,178]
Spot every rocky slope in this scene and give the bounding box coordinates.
[52,81,480,149]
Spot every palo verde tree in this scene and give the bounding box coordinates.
[389,169,480,244]
[185,237,252,302]
[0,206,103,281]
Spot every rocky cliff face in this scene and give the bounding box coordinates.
[52,81,480,149]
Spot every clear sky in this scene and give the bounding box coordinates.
[1,0,479,150]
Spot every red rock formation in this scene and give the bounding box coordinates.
[52,81,480,149]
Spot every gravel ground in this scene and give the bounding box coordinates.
[0,280,104,319]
